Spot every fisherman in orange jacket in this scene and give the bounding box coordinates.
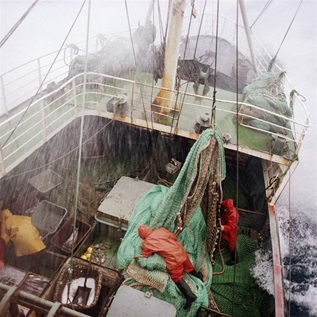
[137,225,203,309]
[220,199,239,266]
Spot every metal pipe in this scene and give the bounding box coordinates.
[0,283,91,317]
[268,203,286,317]
[238,0,259,76]
[0,150,5,177]
[144,0,155,26]
[153,0,186,111]
[0,76,8,115]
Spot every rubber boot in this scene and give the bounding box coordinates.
[190,269,203,281]
[176,278,197,309]
[226,249,238,266]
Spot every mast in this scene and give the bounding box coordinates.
[145,0,155,26]
[152,0,186,119]
[238,0,259,76]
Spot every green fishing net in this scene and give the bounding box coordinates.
[117,129,226,316]
[238,72,292,135]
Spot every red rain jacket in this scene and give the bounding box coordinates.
[221,199,239,252]
[138,225,188,270]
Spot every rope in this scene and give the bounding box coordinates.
[211,0,220,129]
[174,0,197,123]
[177,0,206,122]
[0,0,88,151]
[193,0,207,60]
[182,0,196,60]
[250,0,273,29]
[212,228,225,275]
[71,0,91,262]
[124,0,150,130]
[231,2,240,315]
[268,0,303,71]
[0,0,40,48]
[157,0,165,44]
[0,118,114,183]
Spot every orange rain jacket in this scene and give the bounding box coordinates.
[221,199,239,252]
[138,225,188,271]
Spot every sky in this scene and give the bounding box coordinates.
[0,0,316,213]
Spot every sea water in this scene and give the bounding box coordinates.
[253,203,317,317]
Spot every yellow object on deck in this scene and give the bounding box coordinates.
[0,209,46,257]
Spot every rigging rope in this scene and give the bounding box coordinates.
[71,0,91,261]
[250,0,273,29]
[211,0,220,129]
[193,0,207,60]
[157,0,165,44]
[171,0,197,133]
[176,0,206,123]
[231,1,241,315]
[124,0,150,130]
[0,118,114,183]
[0,0,88,151]
[268,0,303,71]
[0,0,40,48]
[149,0,156,129]
[182,0,196,60]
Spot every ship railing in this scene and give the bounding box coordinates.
[0,72,310,178]
[0,32,129,115]
[0,14,298,118]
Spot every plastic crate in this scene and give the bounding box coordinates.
[28,169,63,193]
[31,200,67,240]
[51,217,92,254]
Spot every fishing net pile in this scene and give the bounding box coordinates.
[236,71,292,135]
[117,129,226,316]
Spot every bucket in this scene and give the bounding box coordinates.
[31,200,67,240]
[51,217,92,254]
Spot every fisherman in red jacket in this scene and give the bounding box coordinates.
[220,199,239,266]
[136,225,203,309]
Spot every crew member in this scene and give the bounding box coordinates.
[220,199,239,266]
[136,225,203,309]
[0,199,46,268]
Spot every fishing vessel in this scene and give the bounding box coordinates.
[0,0,310,316]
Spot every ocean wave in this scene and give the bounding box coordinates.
[251,204,317,316]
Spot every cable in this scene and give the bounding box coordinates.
[211,0,220,128]
[0,0,88,151]
[182,0,196,60]
[0,118,114,184]
[250,0,273,29]
[193,0,208,60]
[124,0,149,130]
[268,0,303,71]
[0,0,40,48]
[231,1,240,315]
[71,0,91,261]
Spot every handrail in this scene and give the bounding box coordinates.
[0,15,290,113]
[0,283,91,317]
[0,71,310,137]
[0,71,310,178]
